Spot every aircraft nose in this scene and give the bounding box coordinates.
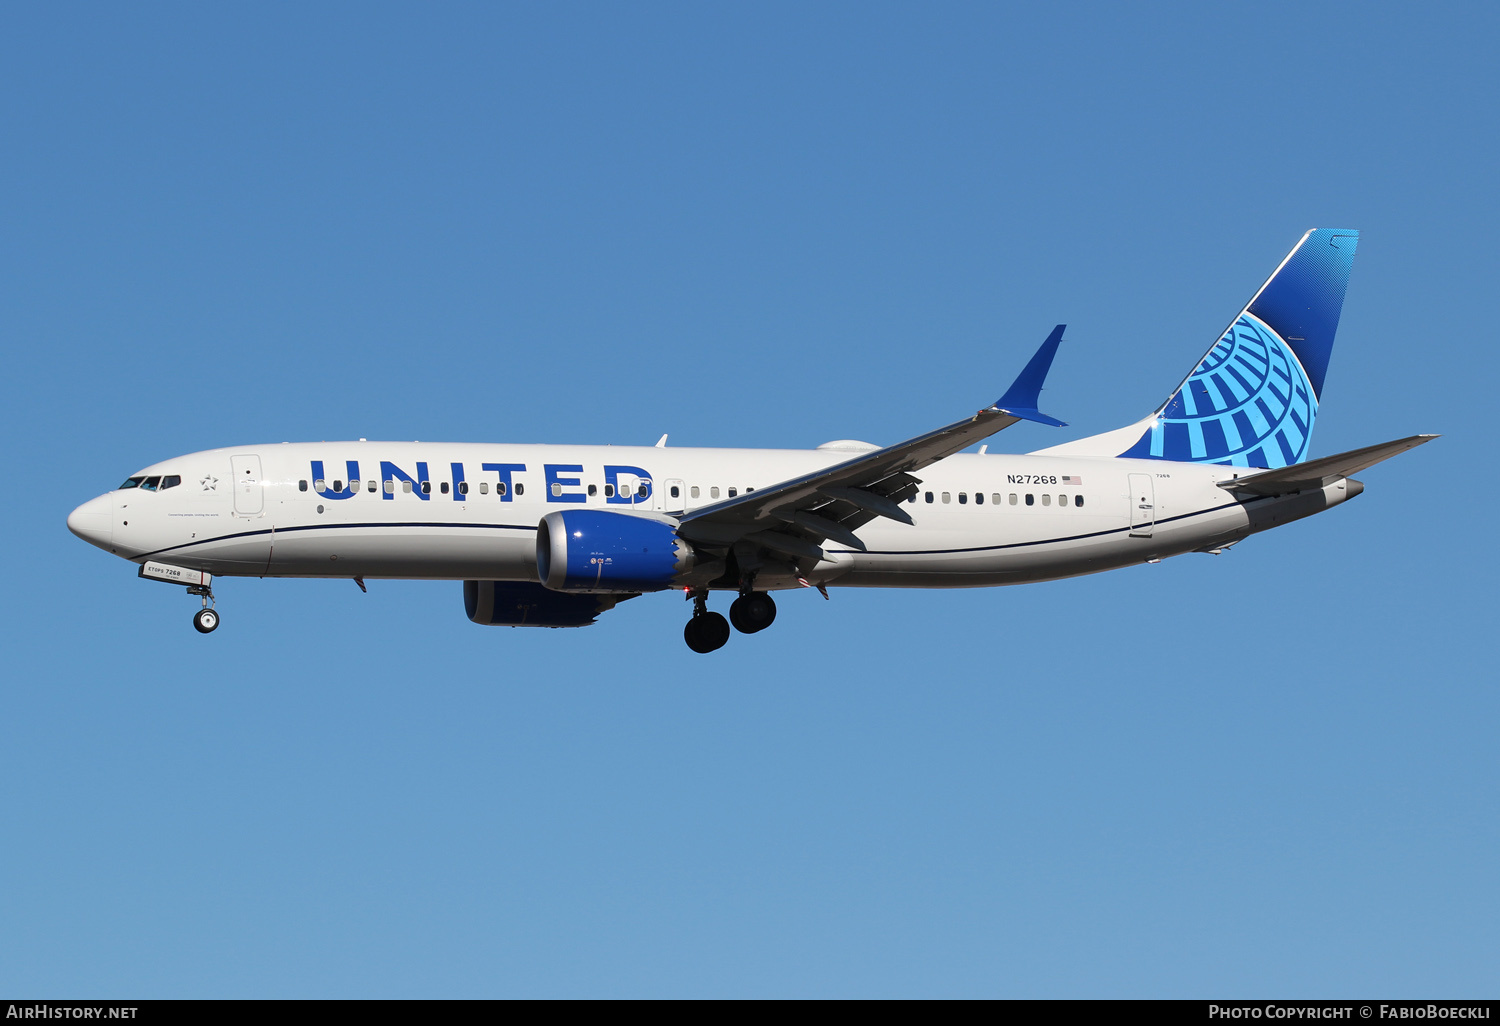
[67,494,113,550]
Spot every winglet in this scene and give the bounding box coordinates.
[993,325,1067,427]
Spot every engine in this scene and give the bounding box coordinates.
[464,580,632,627]
[536,509,693,593]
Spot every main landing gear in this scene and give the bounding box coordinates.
[684,593,730,653]
[683,589,778,653]
[188,583,219,634]
[729,591,777,634]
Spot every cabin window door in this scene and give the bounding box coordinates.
[662,478,686,514]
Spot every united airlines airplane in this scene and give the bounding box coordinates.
[68,229,1433,652]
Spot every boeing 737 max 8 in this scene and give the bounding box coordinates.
[67,229,1435,652]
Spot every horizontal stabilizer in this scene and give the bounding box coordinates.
[1219,434,1437,496]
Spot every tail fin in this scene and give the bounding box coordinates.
[1037,228,1359,468]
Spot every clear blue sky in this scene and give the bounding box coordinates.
[3,2,1496,997]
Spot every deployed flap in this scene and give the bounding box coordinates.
[678,326,1068,550]
[1219,434,1437,496]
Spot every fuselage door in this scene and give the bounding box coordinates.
[662,478,686,515]
[1128,473,1155,538]
[231,454,264,516]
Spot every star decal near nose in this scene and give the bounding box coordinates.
[200,474,218,491]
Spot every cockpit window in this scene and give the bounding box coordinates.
[119,477,144,490]
[160,475,181,491]
[139,476,163,491]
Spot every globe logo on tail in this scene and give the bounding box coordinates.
[1121,312,1317,469]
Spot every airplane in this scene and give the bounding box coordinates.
[67,228,1434,652]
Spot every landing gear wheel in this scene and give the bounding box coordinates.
[193,608,220,634]
[729,592,777,634]
[684,611,731,653]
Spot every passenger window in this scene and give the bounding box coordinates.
[690,486,700,498]
[1075,495,1084,507]
[1042,494,1051,506]
[515,483,524,496]
[670,485,680,498]
[993,493,1002,505]
[908,494,917,503]
[299,480,308,492]
[403,480,413,494]
[350,479,359,491]
[727,487,737,498]
[941,492,951,504]
[588,484,597,496]
[710,487,720,499]
[1008,493,1018,505]
[1057,494,1065,506]
[458,482,468,495]
[746,486,754,492]
[496,482,507,496]
[925,492,934,503]
[160,475,181,491]
[333,480,343,492]
[384,480,395,494]
[420,481,431,494]
[974,492,983,505]
[604,484,615,497]
[314,479,326,492]
[1025,494,1034,506]
[367,480,376,492]
[550,482,562,497]
[480,482,489,495]
[958,492,968,504]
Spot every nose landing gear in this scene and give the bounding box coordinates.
[683,591,730,653]
[139,562,221,634]
[188,583,219,633]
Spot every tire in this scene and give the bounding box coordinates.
[729,592,777,634]
[684,611,730,653]
[193,608,220,634]
[684,616,711,653]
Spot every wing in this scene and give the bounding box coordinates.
[676,326,1068,566]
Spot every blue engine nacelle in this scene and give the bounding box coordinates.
[536,509,692,593]
[464,580,633,627]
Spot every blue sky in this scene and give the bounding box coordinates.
[3,2,1496,997]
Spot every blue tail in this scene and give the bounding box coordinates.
[1117,228,1359,468]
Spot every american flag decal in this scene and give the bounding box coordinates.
[1062,475,1083,485]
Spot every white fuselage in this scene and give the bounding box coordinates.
[68,441,1356,590]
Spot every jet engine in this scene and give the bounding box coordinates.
[464,580,633,627]
[536,509,693,593]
